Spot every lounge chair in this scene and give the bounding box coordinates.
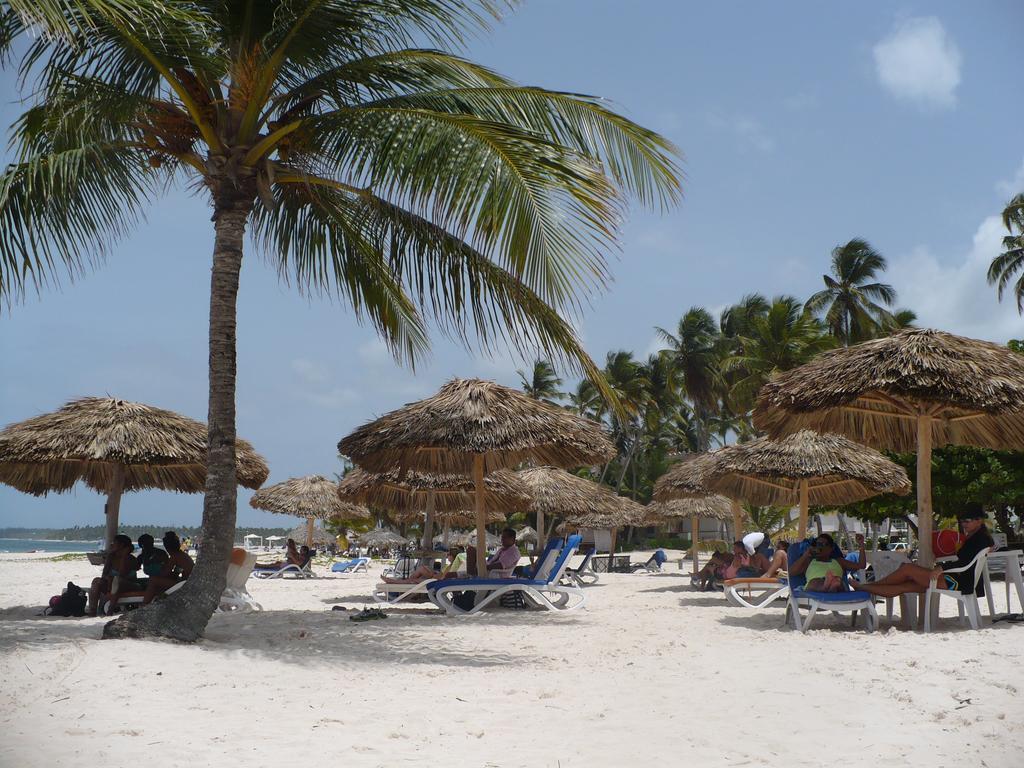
[101,578,186,614]
[924,548,990,632]
[630,549,667,573]
[427,535,584,616]
[784,540,876,633]
[724,576,790,610]
[220,549,262,611]
[253,551,315,579]
[564,549,599,587]
[331,556,370,574]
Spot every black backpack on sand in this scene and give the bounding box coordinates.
[46,582,87,617]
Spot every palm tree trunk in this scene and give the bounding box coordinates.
[104,189,252,641]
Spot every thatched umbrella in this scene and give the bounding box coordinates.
[645,495,733,574]
[356,529,408,549]
[0,397,269,548]
[250,475,369,548]
[652,451,747,538]
[515,466,626,554]
[339,378,615,576]
[753,329,1024,565]
[286,523,334,548]
[448,530,501,548]
[517,526,539,546]
[703,431,911,540]
[337,467,529,550]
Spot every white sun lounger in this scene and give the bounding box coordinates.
[220,549,262,611]
[253,556,314,579]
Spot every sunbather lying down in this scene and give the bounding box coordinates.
[382,550,464,584]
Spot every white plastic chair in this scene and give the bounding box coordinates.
[924,549,989,632]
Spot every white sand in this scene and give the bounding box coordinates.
[1,550,1022,768]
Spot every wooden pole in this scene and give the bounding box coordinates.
[305,516,314,549]
[421,491,436,565]
[104,466,125,550]
[536,509,545,557]
[797,479,809,540]
[917,414,934,567]
[691,514,700,575]
[473,455,488,577]
[730,499,743,541]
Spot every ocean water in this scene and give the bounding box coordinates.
[0,538,100,554]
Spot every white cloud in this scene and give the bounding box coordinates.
[887,215,1021,342]
[303,387,360,410]
[996,157,1024,198]
[873,17,962,109]
[356,338,392,366]
[290,358,328,385]
[707,113,774,153]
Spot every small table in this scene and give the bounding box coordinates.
[592,554,631,573]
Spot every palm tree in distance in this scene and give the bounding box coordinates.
[0,1,680,641]
[517,359,564,405]
[656,307,720,449]
[880,308,918,334]
[804,239,896,345]
[987,193,1024,313]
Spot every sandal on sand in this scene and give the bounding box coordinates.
[350,607,387,622]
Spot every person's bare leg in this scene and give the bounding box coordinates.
[142,576,177,605]
[863,563,931,588]
[87,577,107,617]
[383,565,435,584]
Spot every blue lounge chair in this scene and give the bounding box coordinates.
[785,539,876,632]
[428,535,585,616]
[630,549,667,573]
[332,556,370,574]
[564,548,599,587]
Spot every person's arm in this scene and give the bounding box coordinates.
[178,552,195,579]
[839,535,867,572]
[788,548,814,576]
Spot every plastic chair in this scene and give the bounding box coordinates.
[924,549,989,632]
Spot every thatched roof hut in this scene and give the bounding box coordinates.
[0,397,269,547]
[336,467,529,514]
[339,378,614,574]
[645,496,733,522]
[338,378,615,475]
[559,493,648,531]
[286,524,334,548]
[753,328,1024,563]
[515,466,627,549]
[651,451,747,536]
[355,529,408,549]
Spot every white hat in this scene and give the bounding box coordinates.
[742,531,765,555]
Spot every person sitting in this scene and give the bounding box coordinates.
[105,533,170,614]
[466,528,521,577]
[382,549,463,584]
[854,504,993,599]
[88,534,139,616]
[791,533,865,592]
[257,538,302,570]
[692,548,732,589]
[142,531,194,605]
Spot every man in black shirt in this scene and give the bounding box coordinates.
[855,503,994,598]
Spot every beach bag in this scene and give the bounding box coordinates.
[499,590,527,609]
[452,591,476,611]
[47,582,87,617]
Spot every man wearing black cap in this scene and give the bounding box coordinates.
[854,502,994,599]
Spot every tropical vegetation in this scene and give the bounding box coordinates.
[988,193,1024,313]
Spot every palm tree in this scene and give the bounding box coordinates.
[656,307,720,448]
[879,308,918,334]
[804,239,896,345]
[517,359,564,405]
[725,296,834,409]
[1,1,680,640]
[987,193,1024,313]
[567,378,602,420]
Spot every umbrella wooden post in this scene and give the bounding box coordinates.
[798,479,809,540]
[691,514,700,574]
[917,414,934,567]
[730,499,743,541]
[104,467,125,550]
[473,455,488,577]
[305,516,314,549]
[421,491,436,564]
[536,510,545,556]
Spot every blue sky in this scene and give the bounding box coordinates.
[1,1,1022,529]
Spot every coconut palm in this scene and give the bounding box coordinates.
[804,239,896,345]
[1,1,680,640]
[517,359,564,405]
[725,296,834,410]
[987,193,1024,313]
[656,307,721,448]
[880,308,918,334]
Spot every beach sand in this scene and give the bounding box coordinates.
[1,551,1021,768]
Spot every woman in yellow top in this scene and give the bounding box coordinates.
[790,533,865,592]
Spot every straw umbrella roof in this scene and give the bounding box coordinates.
[356,529,408,548]
[393,507,507,526]
[645,495,733,522]
[753,329,1024,451]
[336,467,530,513]
[560,493,648,530]
[250,475,369,521]
[448,530,501,548]
[651,452,724,501]
[515,466,626,517]
[286,524,334,547]
[0,396,269,494]
[704,431,911,507]
[338,378,615,474]
[517,526,539,544]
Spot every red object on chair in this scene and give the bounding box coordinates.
[933,529,962,557]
